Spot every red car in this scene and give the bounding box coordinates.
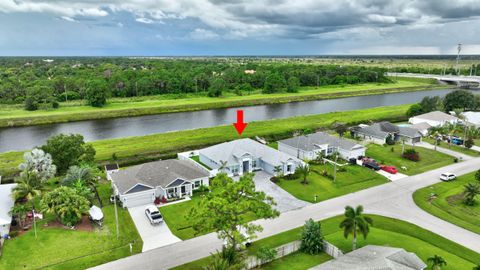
[381,165,398,174]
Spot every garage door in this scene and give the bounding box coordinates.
[123,191,155,208]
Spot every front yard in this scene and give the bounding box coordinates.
[423,137,480,157]
[159,192,257,240]
[173,215,480,270]
[366,143,454,175]
[275,163,388,203]
[413,171,480,235]
[0,182,143,270]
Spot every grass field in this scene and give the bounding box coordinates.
[0,183,143,270]
[365,143,454,175]
[0,78,438,128]
[173,215,480,270]
[159,192,257,240]
[276,163,388,203]
[423,137,480,157]
[413,171,480,235]
[0,104,410,179]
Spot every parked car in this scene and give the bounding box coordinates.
[451,137,463,145]
[440,173,456,181]
[380,165,398,174]
[363,161,380,171]
[145,205,163,225]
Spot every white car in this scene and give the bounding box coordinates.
[145,205,163,225]
[440,173,456,182]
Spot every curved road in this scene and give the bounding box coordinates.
[91,157,480,270]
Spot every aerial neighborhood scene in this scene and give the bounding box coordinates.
[2,1,480,270]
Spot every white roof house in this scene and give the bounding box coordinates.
[198,138,303,176]
[0,183,17,237]
[409,111,459,127]
[463,111,480,128]
[310,245,426,270]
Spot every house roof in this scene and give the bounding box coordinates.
[310,245,426,270]
[278,132,365,152]
[411,111,458,122]
[463,111,480,126]
[199,138,301,167]
[410,122,432,132]
[354,122,422,139]
[0,183,17,226]
[398,126,423,138]
[111,159,209,195]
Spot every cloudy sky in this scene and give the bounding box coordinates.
[1,0,480,56]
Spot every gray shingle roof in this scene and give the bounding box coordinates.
[310,245,426,270]
[398,126,423,138]
[412,111,458,122]
[410,122,432,131]
[111,159,209,194]
[355,122,422,139]
[199,138,300,167]
[278,132,364,152]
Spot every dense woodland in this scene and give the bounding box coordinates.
[0,58,389,110]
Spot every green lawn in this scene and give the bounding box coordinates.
[413,171,480,235]
[173,215,480,270]
[366,143,454,175]
[190,155,212,170]
[0,183,143,270]
[0,78,437,128]
[0,104,410,179]
[257,252,331,270]
[276,163,388,203]
[159,192,257,240]
[423,137,480,157]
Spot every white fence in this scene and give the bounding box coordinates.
[244,240,343,269]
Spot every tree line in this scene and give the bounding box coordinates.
[0,58,389,110]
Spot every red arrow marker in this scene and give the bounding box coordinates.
[233,110,248,135]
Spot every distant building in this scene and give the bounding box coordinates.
[244,69,256,74]
[310,245,426,270]
[277,132,366,160]
[462,111,480,128]
[409,111,458,127]
[351,122,422,145]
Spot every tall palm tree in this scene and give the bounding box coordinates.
[218,160,228,173]
[12,173,43,203]
[427,255,447,270]
[297,163,310,185]
[463,183,480,206]
[339,205,373,250]
[63,165,93,186]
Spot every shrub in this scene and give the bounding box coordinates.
[402,149,420,162]
[256,247,277,264]
[24,97,38,111]
[385,134,395,145]
[300,218,324,255]
[465,138,474,149]
[476,169,480,182]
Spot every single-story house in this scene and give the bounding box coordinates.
[463,111,480,128]
[111,159,210,208]
[198,138,303,177]
[409,122,432,136]
[409,111,459,127]
[277,132,366,161]
[310,245,426,270]
[0,183,17,237]
[351,121,423,145]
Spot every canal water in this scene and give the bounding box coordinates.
[0,88,468,152]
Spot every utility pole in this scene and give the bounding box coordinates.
[456,43,462,76]
[32,209,37,239]
[114,195,119,240]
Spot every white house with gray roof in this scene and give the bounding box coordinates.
[111,159,210,208]
[352,121,423,145]
[310,245,426,270]
[409,111,458,127]
[278,132,366,161]
[198,138,302,177]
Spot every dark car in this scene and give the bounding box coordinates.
[363,161,381,171]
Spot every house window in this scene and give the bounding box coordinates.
[252,160,257,168]
[287,164,292,172]
[194,180,201,188]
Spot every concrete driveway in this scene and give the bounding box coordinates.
[251,171,310,213]
[128,205,181,252]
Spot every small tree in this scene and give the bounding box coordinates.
[385,134,395,145]
[10,204,32,229]
[12,173,43,203]
[296,163,310,185]
[333,122,348,137]
[300,218,324,255]
[273,165,283,177]
[427,255,447,270]
[465,138,474,149]
[340,205,373,250]
[41,186,90,226]
[19,148,56,182]
[463,183,480,206]
[476,169,480,182]
[406,103,423,117]
[86,79,108,107]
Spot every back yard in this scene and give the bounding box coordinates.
[275,163,388,203]
[366,143,454,175]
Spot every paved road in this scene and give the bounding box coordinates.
[91,157,480,270]
[250,171,310,212]
[128,206,181,252]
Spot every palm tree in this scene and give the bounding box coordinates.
[296,163,310,185]
[315,151,325,165]
[427,255,447,270]
[218,160,228,173]
[63,165,93,186]
[12,173,42,203]
[10,204,32,228]
[273,165,283,177]
[463,183,480,206]
[339,205,373,250]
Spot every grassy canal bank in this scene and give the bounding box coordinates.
[0,104,410,179]
[0,78,439,128]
